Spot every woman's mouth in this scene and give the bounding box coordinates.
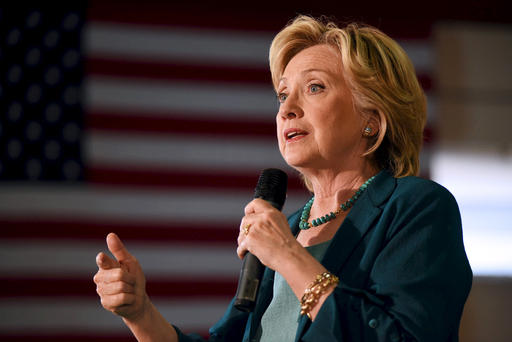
[284,128,309,142]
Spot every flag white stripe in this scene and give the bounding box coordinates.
[0,297,229,333]
[85,81,437,123]
[85,77,277,116]
[86,23,273,67]
[86,131,286,171]
[0,186,308,221]
[398,39,434,72]
[0,240,240,277]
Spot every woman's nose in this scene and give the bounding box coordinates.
[278,94,303,120]
[283,111,297,119]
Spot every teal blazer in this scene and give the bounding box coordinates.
[175,170,473,341]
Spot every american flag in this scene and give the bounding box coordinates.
[0,3,436,341]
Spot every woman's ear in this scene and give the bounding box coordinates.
[362,109,387,156]
[362,109,381,137]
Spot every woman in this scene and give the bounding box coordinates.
[94,15,472,341]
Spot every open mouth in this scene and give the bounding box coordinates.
[284,129,308,141]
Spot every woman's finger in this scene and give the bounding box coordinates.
[244,198,273,215]
[240,220,253,236]
[236,237,249,259]
[96,252,120,270]
[94,268,136,285]
[101,292,136,311]
[97,280,135,296]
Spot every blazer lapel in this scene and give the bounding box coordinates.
[323,170,396,274]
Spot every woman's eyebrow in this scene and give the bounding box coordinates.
[301,68,333,77]
[279,69,332,83]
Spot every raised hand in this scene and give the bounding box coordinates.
[93,233,148,321]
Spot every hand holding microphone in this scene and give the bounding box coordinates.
[235,168,288,312]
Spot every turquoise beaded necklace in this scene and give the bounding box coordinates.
[299,175,376,230]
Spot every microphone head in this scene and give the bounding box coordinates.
[254,168,288,211]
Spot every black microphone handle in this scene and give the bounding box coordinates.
[234,169,287,312]
[233,252,265,312]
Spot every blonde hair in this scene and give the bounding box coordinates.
[270,15,426,184]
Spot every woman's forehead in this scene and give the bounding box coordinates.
[280,45,342,83]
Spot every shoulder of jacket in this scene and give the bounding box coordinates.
[394,175,457,205]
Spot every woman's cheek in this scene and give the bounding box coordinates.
[277,135,286,156]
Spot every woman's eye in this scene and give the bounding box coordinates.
[277,93,288,103]
[309,84,324,93]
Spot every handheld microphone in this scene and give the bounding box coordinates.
[234,168,288,312]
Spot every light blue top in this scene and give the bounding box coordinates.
[255,239,332,342]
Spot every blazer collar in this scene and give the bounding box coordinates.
[322,169,396,274]
[367,169,396,208]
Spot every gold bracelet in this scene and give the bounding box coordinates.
[300,271,339,319]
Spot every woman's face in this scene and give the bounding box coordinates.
[276,44,367,172]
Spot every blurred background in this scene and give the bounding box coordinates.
[0,1,510,341]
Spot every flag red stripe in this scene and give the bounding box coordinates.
[423,124,435,144]
[88,110,434,143]
[0,277,236,299]
[86,1,435,38]
[85,166,306,192]
[88,1,512,38]
[0,218,238,244]
[86,57,272,84]
[417,73,433,92]
[87,110,277,138]
[86,57,433,91]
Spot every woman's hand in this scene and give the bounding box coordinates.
[237,199,335,321]
[93,233,148,322]
[237,198,300,271]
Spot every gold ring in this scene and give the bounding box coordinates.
[243,224,251,235]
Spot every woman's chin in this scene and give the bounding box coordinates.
[283,153,316,170]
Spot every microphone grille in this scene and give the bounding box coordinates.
[254,168,288,211]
